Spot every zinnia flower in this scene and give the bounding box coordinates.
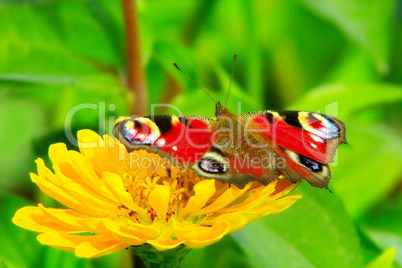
[13,129,301,259]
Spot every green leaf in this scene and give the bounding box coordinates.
[366,233,402,267]
[42,248,86,268]
[287,84,402,120]
[0,74,81,86]
[0,6,97,74]
[325,47,380,83]
[357,228,386,266]
[213,61,264,112]
[169,60,264,118]
[143,1,198,43]
[232,184,364,268]
[33,0,124,68]
[288,84,402,216]
[91,250,131,268]
[266,1,347,105]
[331,124,402,216]
[131,244,191,268]
[0,195,42,268]
[232,221,315,268]
[299,0,395,73]
[366,248,397,268]
[151,41,198,106]
[0,0,59,8]
[0,73,129,132]
[361,195,402,266]
[241,1,263,98]
[0,98,47,192]
[182,235,247,268]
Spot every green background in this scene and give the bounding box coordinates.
[0,0,401,267]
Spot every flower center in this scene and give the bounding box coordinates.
[118,163,205,225]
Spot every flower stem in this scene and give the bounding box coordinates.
[131,244,191,268]
[121,0,147,115]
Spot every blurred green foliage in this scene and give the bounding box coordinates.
[0,0,401,267]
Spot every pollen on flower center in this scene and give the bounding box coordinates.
[110,155,208,227]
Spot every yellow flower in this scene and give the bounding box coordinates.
[13,130,301,258]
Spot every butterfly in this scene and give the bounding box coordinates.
[113,60,347,189]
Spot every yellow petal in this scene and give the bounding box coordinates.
[31,165,97,216]
[37,232,77,251]
[37,232,128,258]
[194,183,252,216]
[37,232,121,253]
[148,185,170,219]
[49,143,84,185]
[218,181,277,214]
[104,135,130,173]
[102,218,161,245]
[271,179,300,198]
[33,162,121,217]
[250,195,302,216]
[38,204,91,229]
[173,220,229,248]
[77,130,120,174]
[181,180,216,216]
[102,172,147,217]
[214,195,301,233]
[13,206,81,233]
[147,233,185,251]
[66,150,112,198]
[59,180,122,216]
[76,240,129,258]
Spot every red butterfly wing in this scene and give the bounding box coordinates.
[241,110,347,188]
[249,111,346,163]
[113,115,215,164]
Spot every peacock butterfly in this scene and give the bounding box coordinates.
[113,59,347,189]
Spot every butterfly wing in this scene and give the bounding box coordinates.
[239,110,347,188]
[113,115,216,165]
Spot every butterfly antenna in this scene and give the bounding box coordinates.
[172,62,217,104]
[225,54,237,108]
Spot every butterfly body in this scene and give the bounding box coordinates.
[113,102,346,189]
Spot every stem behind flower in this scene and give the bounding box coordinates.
[131,244,191,268]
